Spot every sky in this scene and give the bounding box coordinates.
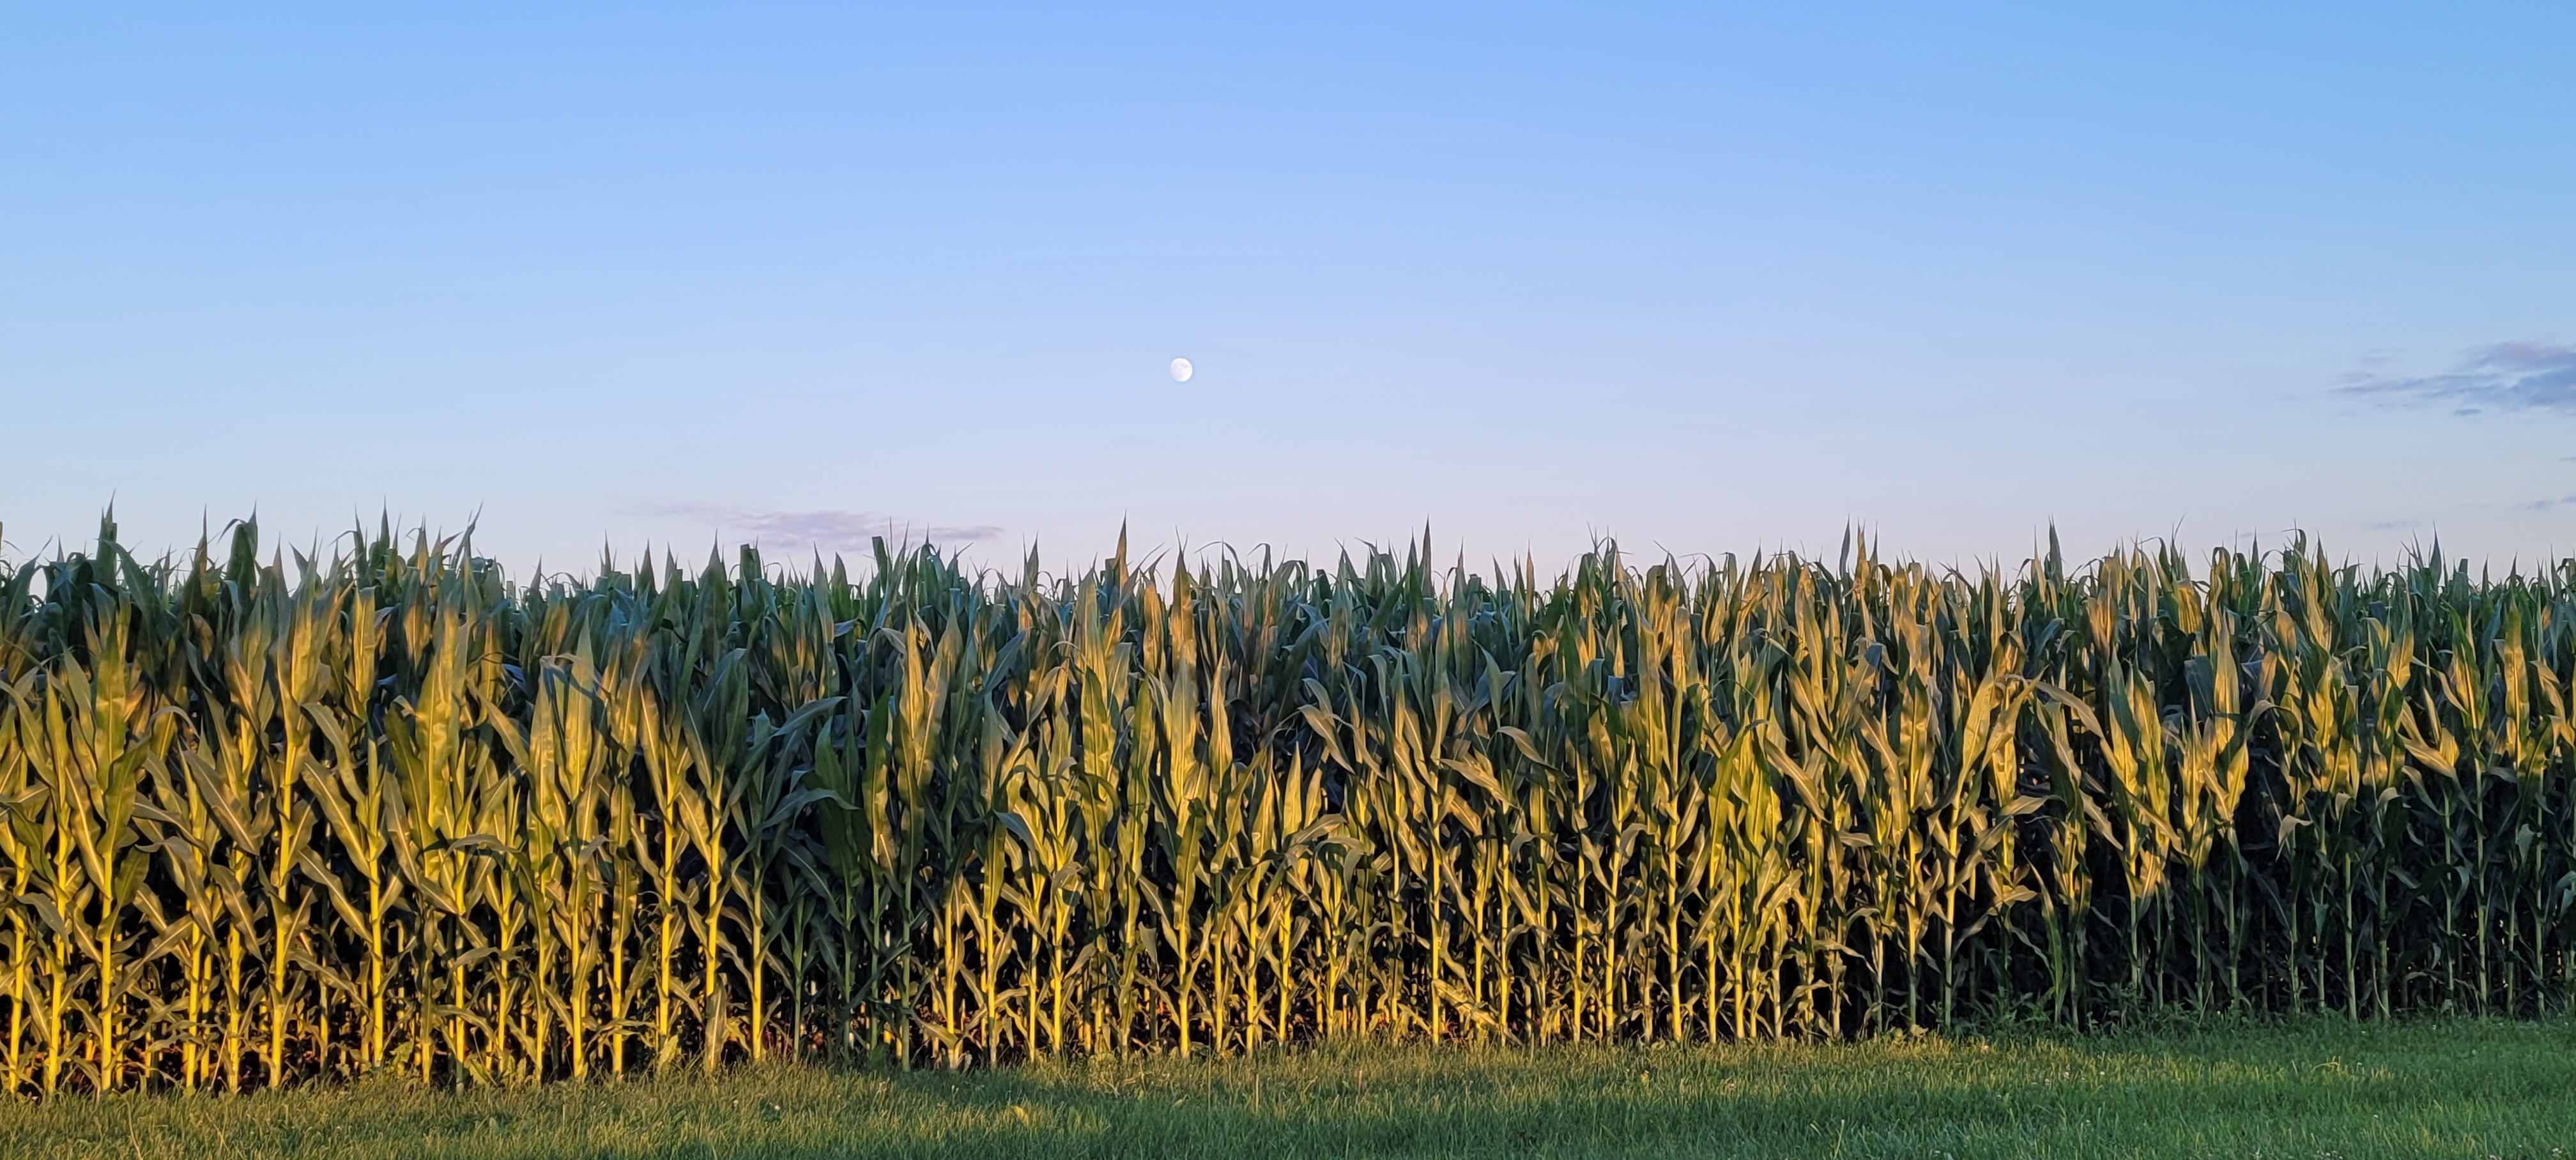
[4,3,2572,576]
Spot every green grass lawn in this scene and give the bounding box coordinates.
[6,1019,2573,1159]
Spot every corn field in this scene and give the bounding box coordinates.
[2,515,2573,1095]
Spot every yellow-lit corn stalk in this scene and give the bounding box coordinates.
[0,517,2572,1094]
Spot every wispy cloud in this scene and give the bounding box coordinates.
[2518,494,2576,513]
[640,503,1002,556]
[2338,342,2576,415]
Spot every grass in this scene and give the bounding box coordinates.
[4,1019,2573,1159]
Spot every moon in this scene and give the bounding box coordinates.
[1170,357,1193,383]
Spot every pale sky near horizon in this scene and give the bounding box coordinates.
[5,3,2572,576]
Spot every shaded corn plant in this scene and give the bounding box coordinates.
[0,514,2571,1095]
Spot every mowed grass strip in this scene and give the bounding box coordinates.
[5,1019,2572,1159]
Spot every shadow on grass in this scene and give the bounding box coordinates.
[6,1019,2575,1159]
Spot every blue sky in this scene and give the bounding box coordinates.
[5,3,2571,573]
